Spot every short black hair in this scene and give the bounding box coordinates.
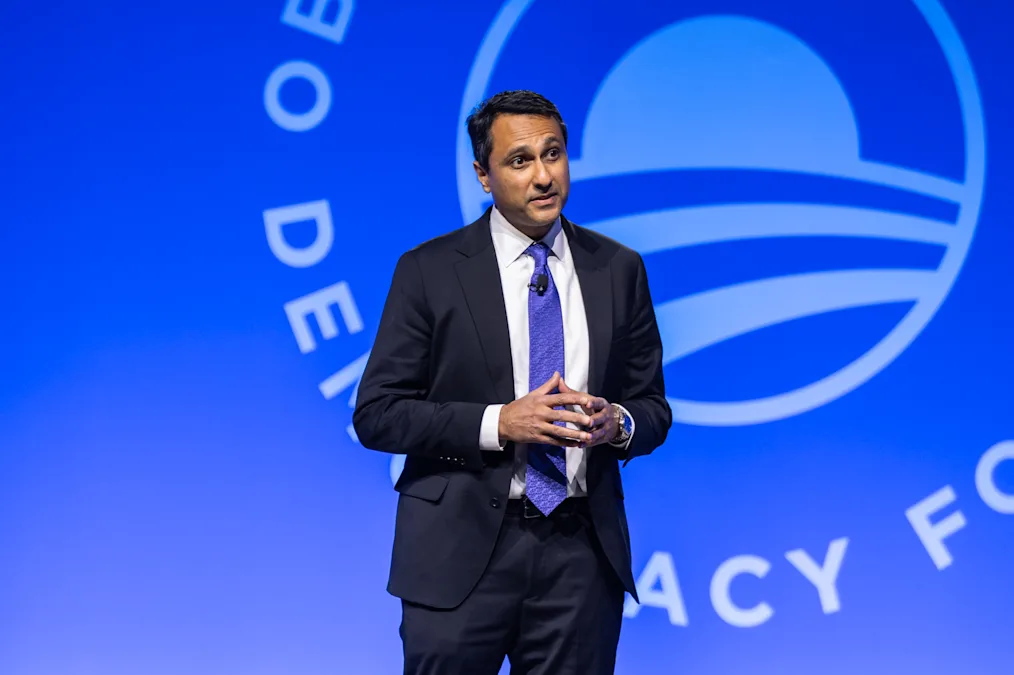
[466,90,568,171]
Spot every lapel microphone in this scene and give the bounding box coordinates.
[529,274,549,296]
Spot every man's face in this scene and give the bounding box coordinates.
[474,114,570,232]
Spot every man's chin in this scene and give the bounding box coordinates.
[526,204,562,227]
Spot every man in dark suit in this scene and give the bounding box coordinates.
[353,90,671,674]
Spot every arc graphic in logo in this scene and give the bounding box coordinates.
[455,0,985,427]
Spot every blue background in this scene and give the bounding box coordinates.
[2,1,1012,673]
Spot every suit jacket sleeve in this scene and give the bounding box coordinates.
[615,253,672,463]
[352,250,486,470]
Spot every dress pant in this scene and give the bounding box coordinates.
[400,498,626,675]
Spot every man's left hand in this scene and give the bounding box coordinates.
[558,379,617,447]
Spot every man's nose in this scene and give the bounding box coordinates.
[533,159,553,187]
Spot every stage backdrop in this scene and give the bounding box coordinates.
[2,1,1013,673]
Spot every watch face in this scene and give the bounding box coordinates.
[617,409,631,437]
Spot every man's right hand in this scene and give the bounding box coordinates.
[498,372,594,446]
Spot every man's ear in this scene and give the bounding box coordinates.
[473,160,491,193]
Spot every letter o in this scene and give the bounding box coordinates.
[976,440,1014,514]
[264,60,332,132]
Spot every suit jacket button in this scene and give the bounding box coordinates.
[490,497,501,509]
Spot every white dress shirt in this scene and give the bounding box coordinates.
[478,206,632,499]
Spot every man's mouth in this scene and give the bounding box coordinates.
[531,193,557,203]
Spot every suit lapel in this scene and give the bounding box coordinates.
[452,213,612,403]
[455,212,516,404]
[564,217,613,397]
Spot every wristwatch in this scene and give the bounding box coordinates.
[611,404,633,445]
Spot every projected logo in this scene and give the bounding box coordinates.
[456,0,986,427]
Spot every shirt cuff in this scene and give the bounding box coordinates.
[479,404,506,451]
[608,403,635,451]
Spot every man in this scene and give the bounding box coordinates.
[353,90,671,674]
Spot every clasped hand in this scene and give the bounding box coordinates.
[498,372,618,448]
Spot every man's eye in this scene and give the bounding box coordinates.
[546,148,559,159]
[511,157,526,167]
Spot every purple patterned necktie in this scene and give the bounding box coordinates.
[524,241,569,515]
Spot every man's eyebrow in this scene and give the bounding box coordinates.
[502,137,562,161]
[502,144,534,162]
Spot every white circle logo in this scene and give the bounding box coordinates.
[456,0,986,427]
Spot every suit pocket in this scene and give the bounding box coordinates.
[395,473,449,503]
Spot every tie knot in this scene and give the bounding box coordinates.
[526,242,551,269]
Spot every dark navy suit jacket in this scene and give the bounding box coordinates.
[353,208,672,609]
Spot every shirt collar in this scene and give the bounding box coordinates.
[489,205,566,270]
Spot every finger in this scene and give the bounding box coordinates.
[533,372,562,395]
[540,422,591,443]
[542,393,593,409]
[597,421,616,442]
[567,386,597,415]
[545,408,593,428]
[588,425,612,447]
[557,379,597,410]
[534,434,583,448]
[558,379,592,404]
[573,394,604,416]
[586,409,611,428]
[529,429,584,447]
